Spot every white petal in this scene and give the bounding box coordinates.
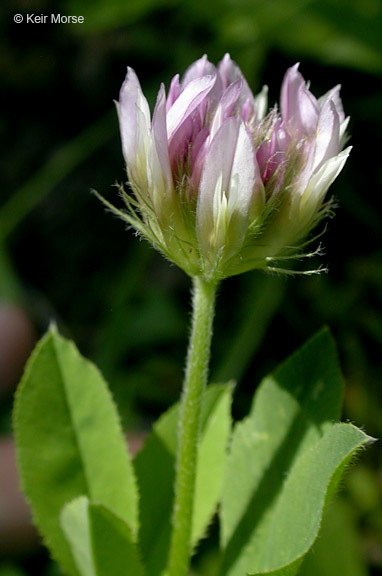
[312,99,340,172]
[339,116,350,147]
[300,146,352,221]
[197,119,259,257]
[118,67,150,167]
[318,85,345,123]
[254,85,268,121]
[230,122,257,219]
[197,118,240,254]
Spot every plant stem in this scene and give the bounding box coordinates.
[167,275,218,576]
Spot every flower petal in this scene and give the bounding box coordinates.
[152,84,172,189]
[281,64,319,138]
[318,85,345,122]
[311,99,340,172]
[197,118,259,256]
[208,79,242,141]
[229,123,264,242]
[118,67,150,166]
[300,146,352,223]
[197,117,240,253]
[253,85,269,121]
[182,54,217,86]
[166,75,216,139]
[166,74,180,113]
[230,122,260,221]
[218,53,256,117]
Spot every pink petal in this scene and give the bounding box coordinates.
[218,53,255,112]
[118,67,147,165]
[218,54,245,88]
[208,79,242,141]
[152,84,172,189]
[168,114,195,170]
[190,126,210,189]
[257,118,290,185]
[280,64,300,120]
[182,54,217,86]
[166,75,216,139]
[281,64,319,138]
[166,74,180,113]
[220,79,243,117]
[181,56,223,109]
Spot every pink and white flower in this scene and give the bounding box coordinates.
[116,55,350,279]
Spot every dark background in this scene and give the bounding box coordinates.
[1,0,381,574]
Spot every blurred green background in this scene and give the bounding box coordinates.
[1,0,381,574]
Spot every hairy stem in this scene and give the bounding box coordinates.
[167,276,218,576]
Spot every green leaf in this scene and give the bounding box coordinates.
[61,497,145,576]
[13,328,138,576]
[248,423,369,575]
[299,498,368,576]
[220,329,371,576]
[134,384,232,576]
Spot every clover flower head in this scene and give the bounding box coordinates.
[114,54,351,280]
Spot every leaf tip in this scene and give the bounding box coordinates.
[48,320,59,335]
[365,434,378,447]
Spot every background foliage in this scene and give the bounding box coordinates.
[1,0,381,573]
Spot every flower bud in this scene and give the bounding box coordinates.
[115,55,350,280]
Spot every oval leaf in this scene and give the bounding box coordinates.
[246,423,370,575]
[220,329,371,576]
[13,328,138,576]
